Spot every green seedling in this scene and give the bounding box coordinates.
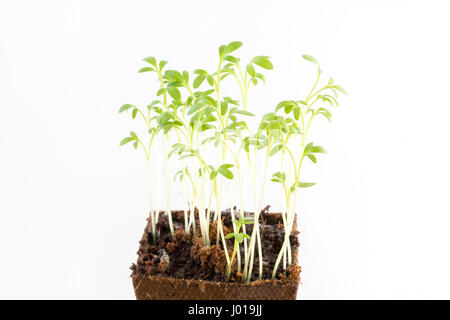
[224,217,254,281]
[119,43,346,283]
[269,54,347,279]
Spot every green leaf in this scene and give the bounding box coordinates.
[129,131,137,139]
[270,144,284,156]
[324,94,339,107]
[193,74,206,88]
[225,121,246,131]
[167,87,181,100]
[200,123,214,131]
[182,70,189,83]
[241,217,254,224]
[223,41,243,56]
[304,142,313,151]
[138,67,154,73]
[246,63,255,77]
[304,143,327,154]
[235,233,244,243]
[207,75,215,86]
[201,137,214,145]
[179,153,195,160]
[218,165,234,179]
[262,113,277,122]
[269,121,281,129]
[158,111,176,125]
[318,108,332,122]
[224,55,239,63]
[150,100,161,106]
[210,170,218,180]
[174,170,184,182]
[255,73,266,84]
[271,172,286,183]
[164,70,183,82]
[132,108,138,119]
[220,73,231,81]
[142,56,157,67]
[219,45,226,57]
[276,100,297,112]
[119,137,133,146]
[293,106,301,120]
[194,69,207,75]
[221,101,228,116]
[219,164,234,170]
[152,106,163,114]
[233,110,255,117]
[225,233,235,239]
[156,88,165,96]
[284,104,294,113]
[159,60,168,70]
[133,141,138,149]
[306,153,317,163]
[251,56,273,70]
[332,85,348,95]
[297,182,316,188]
[318,95,333,106]
[258,122,268,131]
[242,233,251,240]
[302,54,320,66]
[311,146,327,154]
[224,97,239,105]
[119,104,135,113]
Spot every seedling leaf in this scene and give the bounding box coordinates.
[120,137,133,146]
[302,54,319,66]
[119,104,135,113]
[251,56,273,70]
[139,67,154,73]
[223,41,243,56]
[167,87,181,100]
[142,56,157,67]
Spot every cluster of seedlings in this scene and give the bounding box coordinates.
[121,41,346,283]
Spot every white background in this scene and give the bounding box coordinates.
[1,0,450,299]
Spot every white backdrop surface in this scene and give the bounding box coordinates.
[1,0,450,299]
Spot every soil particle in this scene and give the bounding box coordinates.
[190,237,227,277]
[157,249,169,273]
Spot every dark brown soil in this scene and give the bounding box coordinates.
[130,206,300,283]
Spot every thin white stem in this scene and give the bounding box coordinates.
[182,173,190,234]
[228,183,241,272]
[163,135,174,237]
[146,158,156,244]
[216,192,230,265]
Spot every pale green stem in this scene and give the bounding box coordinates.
[225,238,238,281]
